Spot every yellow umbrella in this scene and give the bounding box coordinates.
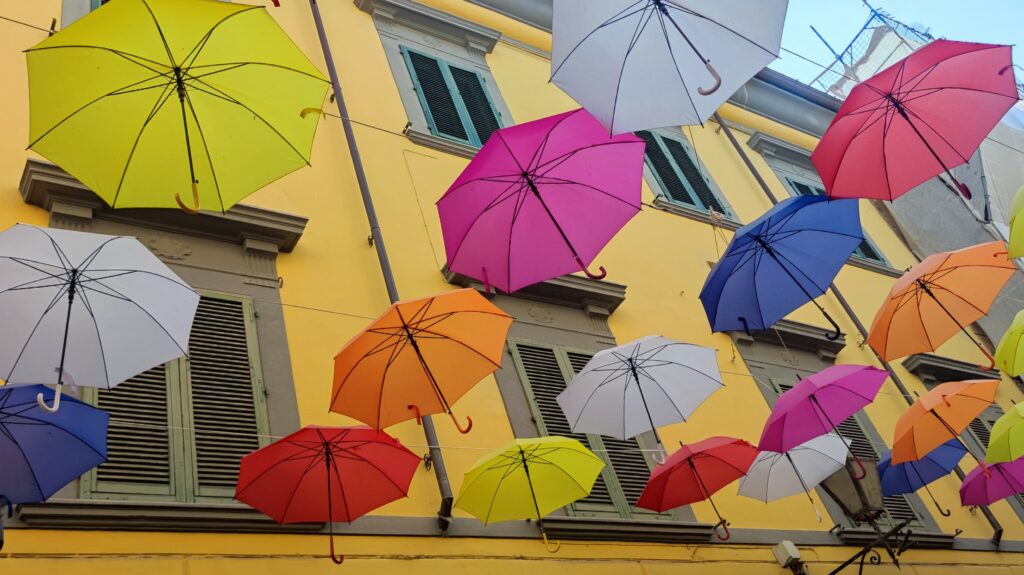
[1008,185,1024,258]
[455,436,605,550]
[987,402,1024,464]
[995,309,1024,377]
[26,0,328,212]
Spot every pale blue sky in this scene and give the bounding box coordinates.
[771,0,1022,86]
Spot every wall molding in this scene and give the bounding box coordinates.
[733,319,848,361]
[355,0,502,55]
[443,268,627,316]
[902,353,998,386]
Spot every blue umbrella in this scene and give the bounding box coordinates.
[879,439,966,517]
[699,195,863,339]
[0,385,108,550]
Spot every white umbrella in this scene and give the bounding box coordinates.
[737,433,849,521]
[551,0,788,134]
[0,224,199,412]
[556,336,723,445]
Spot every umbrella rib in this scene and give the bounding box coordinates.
[73,283,113,389]
[506,181,531,288]
[179,6,264,69]
[2,282,71,383]
[139,0,179,69]
[110,82,177,208]
[531,174,642,210]
[479,455,528,523]
[748,247,770,329]
[276,453,326,522]
[181,87,226,212]
[185,61,328,84]
[663,3,781,58]
[234,447,324,496]
[5,430,47,501]
[3,407,108,460]
[911,287,939,351]
[524,109,581,176]
[397,326,501,369]
[26,45,170,75]
[608,5,656,134]
[549,0,649,80]
[326,446,354,524]
[653,9,700,123]
[335,445,413,496]
[901,105,973,165]
[920,282,991,317]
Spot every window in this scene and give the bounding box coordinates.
[636,130,732,219]
[783,177,888,264]
[83,293,269,503]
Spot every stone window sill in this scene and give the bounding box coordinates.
[651,197,743,230]
[847,255,903,277]
[541,516,714,544]
[407,128,479,159]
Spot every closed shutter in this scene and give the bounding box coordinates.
[790,181,819,196]
[967,418,991,449]
[662,138,725,214]
[449,67,501,145]
[405,50,469,142]
[636,130,696,207]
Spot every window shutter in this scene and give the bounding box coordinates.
[449,67,501,145]
[636,131,696,207]
[791,181,819,196]
[967,419,992,451]
[662,138,725,214]
[406,51,469,142]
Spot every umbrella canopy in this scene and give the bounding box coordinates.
[235,425,420,563]
[0,224,199,412]
[995,310,1024,377]
[892,379,999,465]
[878,439,966,516]
[1008,185,1024,258]
[550,0,788,134]
[959,458,1024,506]
[867,241,1015,366]
[27,0,328,212]
[699,195,864,337]
[738,434,849,520]
[986,402,1024,464]
[758,365,888,474]
[555,336,723,442]
[330,288,512,432]
[438,109,644,293]
[636,436,757,540]
[812,40,1019,201]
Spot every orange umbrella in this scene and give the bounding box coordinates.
[330,289,512,433]
[867,241,1013,367]
[892,379,999,465]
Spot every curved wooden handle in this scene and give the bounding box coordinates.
[175,182,200,214]
[697,61,722,96]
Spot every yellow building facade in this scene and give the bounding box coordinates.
[1,1,1023,573]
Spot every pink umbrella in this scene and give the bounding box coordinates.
[437,109,645,293]
[960,459,1024,506]
[758,365,889,477]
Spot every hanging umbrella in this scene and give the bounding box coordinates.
[330,288,512,433]
[235,425,420,563]
[812,40,1019,201]
[986,402,1024,464]
[737,433,849,521]
[892,379,999,466]
[455,436,605,551]
[26,0,328,212]
[636,436,756,540]
[699,195,864,338]
[995,310,1024,377]
[1007,185,1024,258]
[0,224,199,412]
[878,439,966,517]
[867,241,1014,367]
[550,0,788,134]
[437,108,645,294]
[959,458,1024,507]
[555,336,723,448]
[0,385,108,551]
[758,364,889,478]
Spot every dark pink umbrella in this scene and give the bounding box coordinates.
[960,459,1024,506]
[437,109,645,293]
[758,365,889,477]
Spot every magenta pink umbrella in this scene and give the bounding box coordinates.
[758,364,889,477]
[960,459,1024,506]
[436,108,645,293]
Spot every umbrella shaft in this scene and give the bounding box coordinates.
[526,179,582,260]
[519,448,544,521]
[56,275,78,385]
[654,2,710,64]
[628,362,663,445]
[891,103,959,185]
[916,280,990,356]
[756,238,827,315]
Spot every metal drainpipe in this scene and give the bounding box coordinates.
[713,112,1004,545]
[308,0,454,531]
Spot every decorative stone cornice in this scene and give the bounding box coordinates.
[747,131,816,168]
[443,267,627,316]
[733,319,848,361]
[355,0,502,55]
[902,353,997,386]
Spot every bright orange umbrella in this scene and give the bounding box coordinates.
[892,379,999,465]
[330,289,512,432]
[867,241,1013,367]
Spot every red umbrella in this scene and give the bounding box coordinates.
[235,426,420,563]
[812,40,1019,201]
[636,436,757,541]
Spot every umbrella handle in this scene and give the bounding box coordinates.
[574,256,607,280]
[977,346,995,371]
[650,451,666,465]
[450,411,473,434]
[713,519,731,541]
[738,317,752,336]
[175,183,201,214]
[481,267,494,296]
[851,454,867,480]
[542,531,561,553]
[697,61,722,96]
[407,404,423,425]
[820,308,842,341]
[37,383,62,414]
[328,532,344,564]
[300,107,325,119]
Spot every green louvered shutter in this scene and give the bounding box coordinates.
[636,131,696,207]
[406,51,470,142]
[661,138,725,214]
[449,67,501,145]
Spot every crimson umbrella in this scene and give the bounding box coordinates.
[235,426,420,563]
[437,108,645,293]
[812,40,1019,201]
[636,436,757,540]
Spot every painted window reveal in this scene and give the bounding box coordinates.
[402,47,502,148]
[85,294,269,503]
[784,178,888,264]
[636,130,731,218]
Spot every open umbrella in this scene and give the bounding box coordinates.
[699,195,864,338]
[636,436,757,540]
[455,436,605,551]
[892,379,999,465]
[437,108,645,294]
[0,224,199,412]
[235,426,420,563]
[986,402,1024,464]
[995,310,1024,377]
[867,241,1015,367]
[555,336,723,448]
[550,0,788,134]
[878,439,966,517]
[1008,185,1024,258]
[330,288,512,433]
[812,40,1019,201]
[26,0,328,212]
[758,365,889,478]
[738,433,849,521]
[0,385,108,551]
[959,458,1024,506]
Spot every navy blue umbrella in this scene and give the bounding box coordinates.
[0,385,108,550]
[879,439,966,517]
[699,195,863,339]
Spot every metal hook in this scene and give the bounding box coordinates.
[697,61,722,96]
[175,182,200,214]
[713,519,731,541]
[574,256,607,280]
[449,411,473,434]
[541,531,561,553]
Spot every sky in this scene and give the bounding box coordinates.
[771,0,1023,86]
